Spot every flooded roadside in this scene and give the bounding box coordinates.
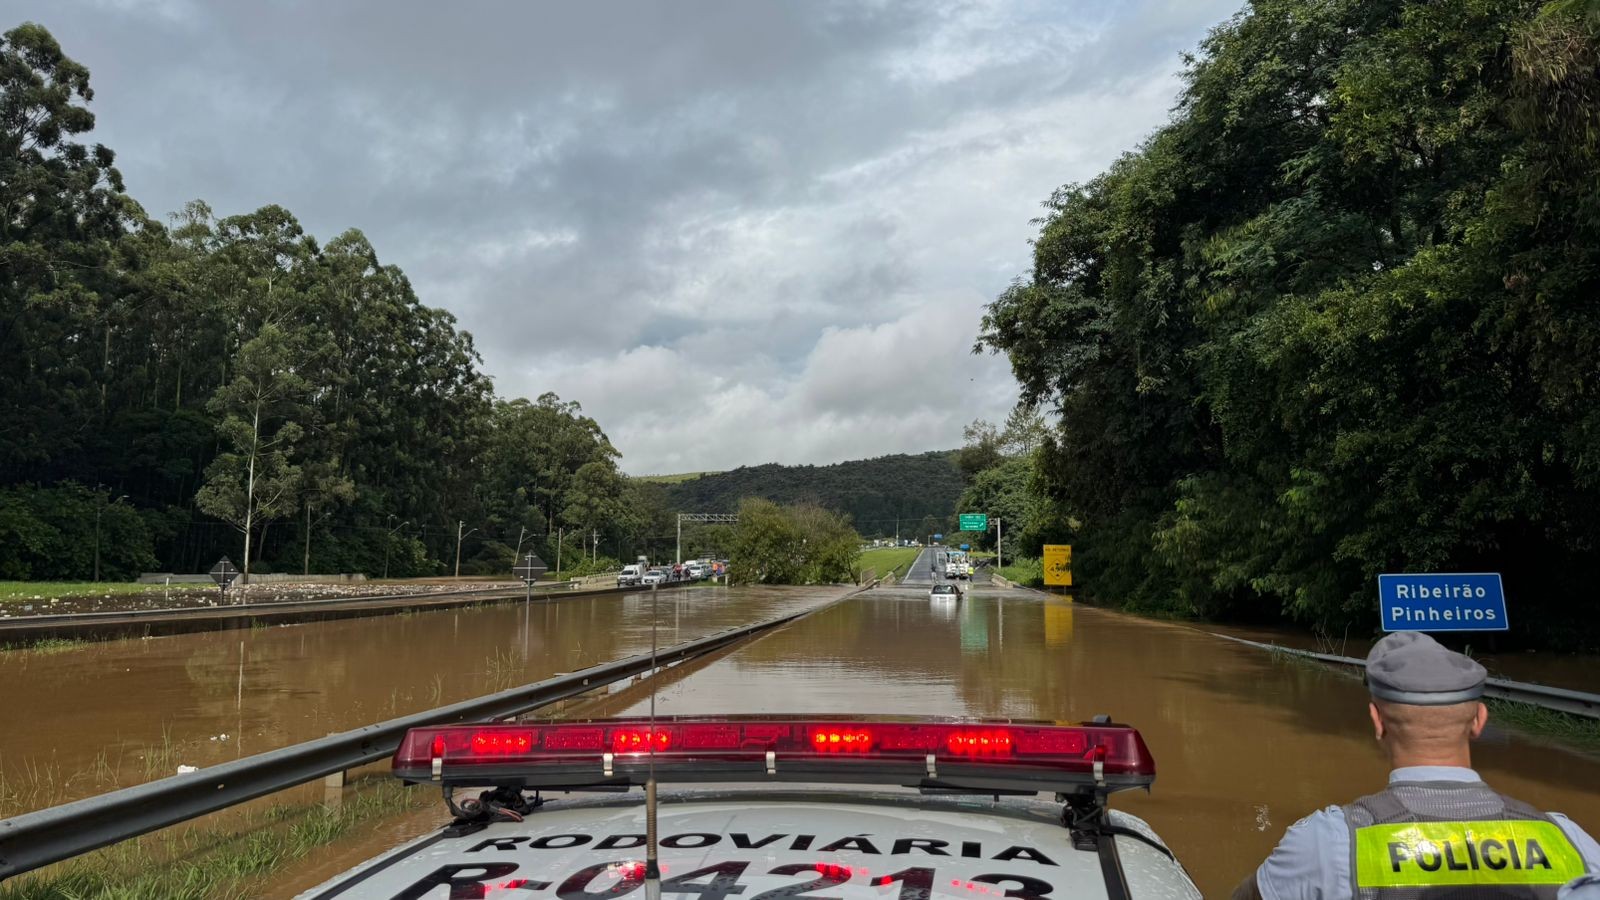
[0,585,839,818]
[1197,617,1600,693]
[567,585,1600,899]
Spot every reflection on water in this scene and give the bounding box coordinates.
[0,586,839,817]
[582,586,1600,899]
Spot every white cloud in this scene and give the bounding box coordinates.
[50,0,1242,474]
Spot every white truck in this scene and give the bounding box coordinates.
[617,564,644,587]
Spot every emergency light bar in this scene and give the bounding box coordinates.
[392,716,1155,795]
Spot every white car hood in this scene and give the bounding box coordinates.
[301,789,1198,900]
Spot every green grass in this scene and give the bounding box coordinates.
[0,637,90,654]
[0,777,432,900]
[995,557,1044,587]
[1262,647,1600,752]
[0,582,209,603]
[632,471,720,484]
[857,547,920,578]
[1486,699,1600,751]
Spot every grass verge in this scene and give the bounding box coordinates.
[1485,699,1600,752]
[1263,646,1600,753]
[0,777,432,900]
[857,547,920,579]
[995,558,1043,587]
[0,637,90,654]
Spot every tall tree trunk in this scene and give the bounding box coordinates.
[243,400,259,580]
[303,502,311,575]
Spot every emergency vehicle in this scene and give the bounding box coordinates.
[298,715,1200,899]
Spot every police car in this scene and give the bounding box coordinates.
[298,716,1200,899]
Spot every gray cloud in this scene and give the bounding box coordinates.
[35,0,1241,473]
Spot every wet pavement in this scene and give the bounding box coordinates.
[563,566,1600,899]
[0,585,842,818]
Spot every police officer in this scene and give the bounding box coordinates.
[1235,632,1600,899]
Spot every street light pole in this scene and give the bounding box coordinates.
[453,521,477,578]
[383,517,409,579]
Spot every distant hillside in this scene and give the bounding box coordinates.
[662,452,962,536]
[635,471,722,484]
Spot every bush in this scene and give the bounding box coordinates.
[0,483,157,580]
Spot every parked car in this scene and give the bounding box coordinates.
[617,564,643,587]
[641,568,669,586]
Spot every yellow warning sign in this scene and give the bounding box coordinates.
[1043,544,1073,586]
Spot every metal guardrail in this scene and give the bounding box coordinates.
[1212,634,1600,719]
[0,582,549,628]
[0,582,871,881]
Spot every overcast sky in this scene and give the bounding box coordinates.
[35,0,1239,474]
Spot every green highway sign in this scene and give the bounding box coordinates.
[958,513,988,532]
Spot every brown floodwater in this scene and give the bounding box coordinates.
[1197,620,1600,693]
[0,585,840,818]
[562,581,1600,899]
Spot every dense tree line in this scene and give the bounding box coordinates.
[980,0,1600,648]
[727,499,860,585]
[0,24,642,580]
[664,452,963,539]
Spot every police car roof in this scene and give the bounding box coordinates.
[296,785,1200,900]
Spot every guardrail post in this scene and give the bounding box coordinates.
[323,768,346,807]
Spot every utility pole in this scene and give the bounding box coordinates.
[676,514,682,565]
[453,520,477,578]
[556,527,563,577]
[996,518,1003,569]
[895,517,900,546]
[382,516,408,579]
[592,529,599,563]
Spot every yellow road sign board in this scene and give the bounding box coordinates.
[1043,544,1073,586]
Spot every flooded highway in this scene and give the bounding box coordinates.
[8,568,1600,899]
[566,571,1600,898]
[0,585,841,818]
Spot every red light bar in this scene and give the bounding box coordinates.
[391,716,1155,795]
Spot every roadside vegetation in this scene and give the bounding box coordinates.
[0,24,669,587]
[857,547,920,580]
[995,558,1044,588]
[966,0,1600,651]
[0,778,431,900]
[728,499,859,585]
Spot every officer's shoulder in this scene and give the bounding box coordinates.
[1281,805,1347,839]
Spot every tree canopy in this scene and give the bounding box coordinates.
[979,0,1600,649]
[0,24,636,579]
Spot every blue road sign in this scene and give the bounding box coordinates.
[933,533,943,541]
[959,544,970,551]
[1379,573,1507,632]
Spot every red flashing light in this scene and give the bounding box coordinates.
[810,728,872,752]
[471,730,534,754]
[611,728,671,753]
[946,729,1013,755]
[392,716,1156,791]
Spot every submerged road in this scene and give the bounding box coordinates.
[0,585,842,818]
[565,577,1600,899]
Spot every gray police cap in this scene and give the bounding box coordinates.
[1365,632,1486,705]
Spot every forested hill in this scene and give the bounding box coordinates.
[661,452,962,536]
